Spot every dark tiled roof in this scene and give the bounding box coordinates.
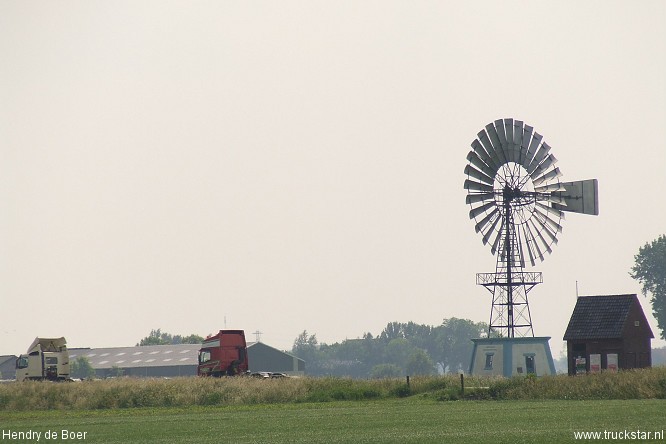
[563,294,638,340]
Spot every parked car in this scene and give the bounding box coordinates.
[250,371,289,379]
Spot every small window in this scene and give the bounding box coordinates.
[634,320,640,327]
[484,353,494,370]
[45,357,58,365]
[16,356,29,369]
[198,350,211,364]
[525,355,536,374]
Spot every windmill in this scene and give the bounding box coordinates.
[464,118,599,340]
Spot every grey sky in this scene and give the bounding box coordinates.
[2,1,665,357]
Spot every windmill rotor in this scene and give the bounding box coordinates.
[465,119,598,263]
[464,118,599,338]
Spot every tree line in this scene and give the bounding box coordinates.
[136,329,204,346]
[290,318,487,378]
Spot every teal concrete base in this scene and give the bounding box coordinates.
[469,337,556,377]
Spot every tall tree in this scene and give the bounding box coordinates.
[137,329,204,346]
[180,333,206,344]
[138,329,171,346]
[379,322,405,342]
[385,338,414,370]
[70,356,96,379]
[430,318,487,373]
[292,330,320,368]
[406,349,435,376]
[630,234,666,339]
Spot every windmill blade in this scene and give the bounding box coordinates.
[536,202,565,220]
[524,132,543,171]
[532,167,562,187]
[478,130,503,168]
[467,150,496,178]
[523,221,539,265]
[531,154,558,180]
[534,206,563,233]
[491,119,513,162]
[464,164,494,185]
[464,179,493,193]
[496,119,516,164]
[504,118,522,164]
[522,223,537,266]
[490,226,503,255]
[541,222,559,246]
[485,123,508,164]
[512,120,524,164]
[470,140,498,172]
[475,208,499,233]
[519,124,534,167]
[466,192,495,205]
[530,219,553,256]
[495,119,509,157]
[503,118,513,147]
[551,179,599,215]
[526,218,546,261]
[533,210,559,245]
[505,118,523,164]
[469,200,496,219]
[482,214,502,245]
[527,142,551,175]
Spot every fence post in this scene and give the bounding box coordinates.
[460,373,464,397]
[406,375,410,388]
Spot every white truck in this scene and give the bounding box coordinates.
[15,337,70,382]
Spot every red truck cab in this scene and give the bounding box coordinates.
[197,330,248,377]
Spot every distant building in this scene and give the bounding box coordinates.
[247,341,305,375]
[563,294,654,375]
[0,355,17,380]
[68,342,304,378]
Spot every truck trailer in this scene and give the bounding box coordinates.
[15,337,70,382]
[197,330,248,377]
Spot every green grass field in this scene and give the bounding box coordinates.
[2,399,665,443]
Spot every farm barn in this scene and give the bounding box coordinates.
[0,355,17,380]
[68,342,304,378]
[564,294,654,375]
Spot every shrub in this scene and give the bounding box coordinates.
[435,387,460,401]
[390,384,411,398]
